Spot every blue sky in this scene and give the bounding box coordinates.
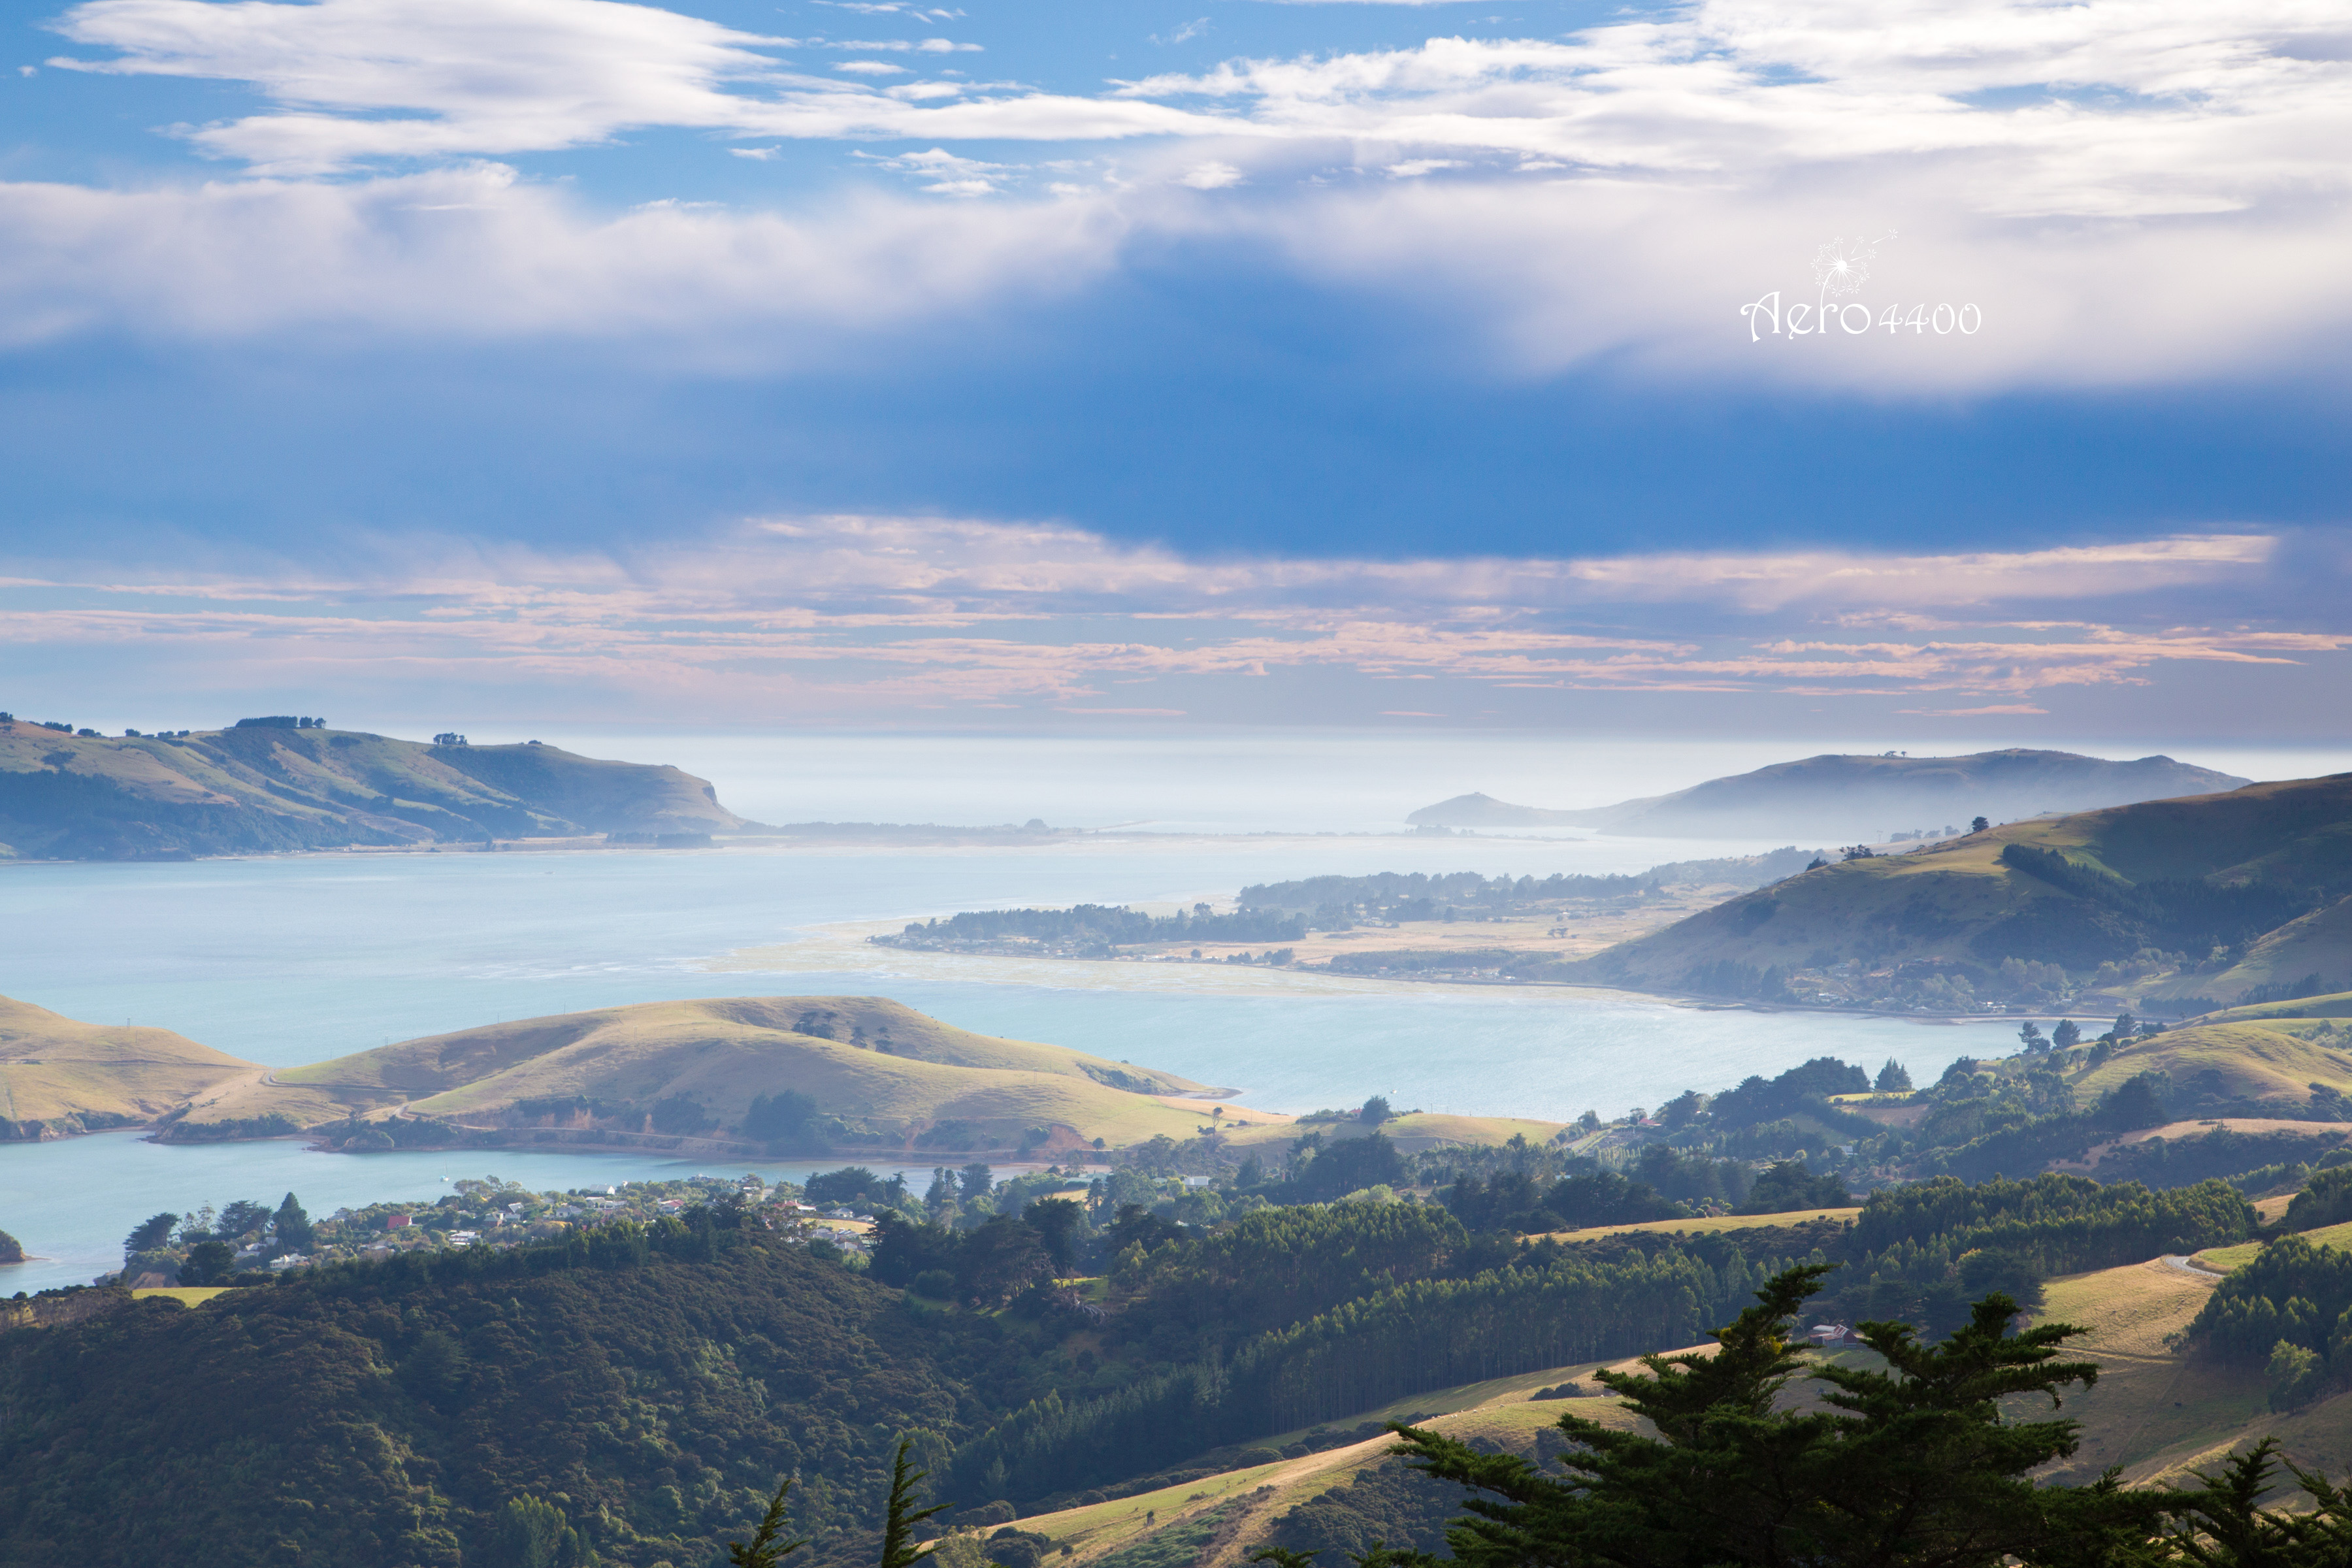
[3,0,2349,735]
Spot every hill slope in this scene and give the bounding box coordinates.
[1569,772,2352,1008]
[0,994,257,1139]
[177,995,1246,1154]
[0,719,744,859]
[1409,749,2247,839]
[0,1233,1000,1567]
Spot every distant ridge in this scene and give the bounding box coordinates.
[0,721,746,860]
[1408,749,2249,840]
[1403,792,1589,827]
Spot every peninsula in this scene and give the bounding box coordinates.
[0,716,745,859]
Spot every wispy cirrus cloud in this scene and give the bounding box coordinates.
[0,516,2338,723]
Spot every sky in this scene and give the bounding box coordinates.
[3,0,2349,737]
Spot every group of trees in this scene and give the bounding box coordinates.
[1436,1141,1804,1233]
[868,1204,1085,1307]
[1235,851,1825,924]
[1987,843,2317,967]
[14,1137,2330,1568]
[1365,1264,2352,1568]
[938,1169,2259,1509]
[120,1192,313,1284]
[879,904,1306,954]
[2190,1231,2352,1408]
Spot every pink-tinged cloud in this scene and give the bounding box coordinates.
[0,515,2342,723]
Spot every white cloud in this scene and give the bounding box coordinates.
[24,0,2352,389]
[48,0,1191,173]
[1177,160,1243,188]
[0,165,1118,346]
[52,0,2352,216]
[832,60,907,74]
[826,37,981,52]
[1152,18,1211,46]
[854,144,1016,195]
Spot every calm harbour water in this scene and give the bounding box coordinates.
[14,727,2328,1294]
[2,835,2004,1292]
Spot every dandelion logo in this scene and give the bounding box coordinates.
[1740,229,1979,342]
[1809,233,1892,296]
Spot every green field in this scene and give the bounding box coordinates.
[2198,1218,2352,1272]
[1536,1207,1861,1241]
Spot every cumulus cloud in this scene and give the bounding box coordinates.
[50,0,2352,213]
[0,515,2338,720]
[0,165,1126,347]
[1177,160,1243,188]
[46,0,1206,174]
[19,0,2352,391]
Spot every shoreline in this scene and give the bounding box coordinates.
[711,918,2134,1025]
[0,823,1642,869]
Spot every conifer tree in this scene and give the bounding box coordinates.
[880,1439,949,1568]
[1380,1266,2168,1567]
[728,1477,809,1568]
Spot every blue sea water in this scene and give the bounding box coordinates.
[0,831,2021,1293]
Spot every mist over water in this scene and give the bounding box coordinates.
[510,728,2352,835]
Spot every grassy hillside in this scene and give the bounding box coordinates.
[1017,1252,2300,1565]
[0,719,743,859]
[2196,988,2352,1024]
[1570,771,2352,1009]
[0,993,256,1139]
[2071,1017,2352,1114]
[178,995,1250,1155]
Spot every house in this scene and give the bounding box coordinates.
[385,1213,412,1230]
[1806,1322,1862,1347]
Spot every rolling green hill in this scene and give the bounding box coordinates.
[0,994,257,1140]
[1567,771,2352,1009]
[0,718,745,858]
[176,995,1248,1156]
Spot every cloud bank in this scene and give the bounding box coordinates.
[18,0,2352,392]
[3,517,2339,725]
